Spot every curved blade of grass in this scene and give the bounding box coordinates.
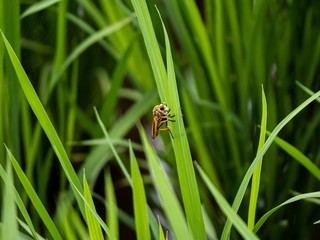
[253,191,320,233]
[0,30,85,217]
[158,9,206,239]
[138,123,193,240]
[49,17,132,100]
[266,131,320,182]
[17,218,46,240]
[21,0,60,19]
[248,87,267,229]
[83,170,104,240]
[195,162,259,240]
[130,141,151,240]
[132,0,205,237]
[105,169,118,240]
[0,162,39,240]
[296,80,320,104]
[5,146,62,240]
[2,161,19,240]
[221,89,320,240]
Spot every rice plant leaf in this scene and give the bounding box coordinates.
[2,161,19,240]
[158,220,166,240]
[5,146,62,240]
[195,162,259,240]
[21,0,60,19]
[253,192,320,233]
[0,29,85,216]
[0,161,39,240]
[221,89,320,240]
[266,131,320,182]
[105,170,118,240]
[248,87,267,229]
[158,8,206,239]
[138,123,193,240]
[83,170,104,240]
[130,141,150,240]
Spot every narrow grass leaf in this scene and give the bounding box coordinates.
[296,81,320,104]
[248,87,267,229]
[253,192,320,233]
[17,218,46,240]
[2,161,19,240]
[0,162,39,240]
[21,0,60,19]
[105,170,118,240]
[138,123,193,240]
[221,89,320,240]
[266,131,320,182]
[83,170,104,240]
[158,9,207,239]
[195,162,259,240]
[5,146,62,240]
[130,141,150,240]
[158,220,166,240]
[314,220,320,225]
[0,30,85,216]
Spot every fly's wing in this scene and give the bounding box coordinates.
[152,116,159,139]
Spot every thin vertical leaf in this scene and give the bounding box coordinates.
[105,170,118,240]
[83,170,104,240]
[248,87,267,229]
[130,141,150,240]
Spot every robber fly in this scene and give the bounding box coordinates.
[152,102,176,139]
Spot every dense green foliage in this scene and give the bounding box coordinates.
[1,0,320,239]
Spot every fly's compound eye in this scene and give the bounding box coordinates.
[160,104,164,110]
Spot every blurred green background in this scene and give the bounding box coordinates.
[1,0,320,239]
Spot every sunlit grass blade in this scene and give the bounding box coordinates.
[2,161,19,240]
[266,131,320,181]
[159,9,207,239]
[221,89,320,240]
[138,123,193,240]
[130,141,150,240]
[159,220,167,240]
[132,0,206,237]
[21,0,60,19]
[253,192,320,233]
[0,162,39,240]
[248,87,267,229]
[83,170,104,240]
[105,169,118,240]
[5,146,62,240]
[0,30,85,215]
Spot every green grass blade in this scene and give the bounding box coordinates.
[195,162,259,240]
[0,162,39,240]
[5,146,62,240]
[130,141,150,240]
[158,220,166,240]
[105,170,118,240]
[158,9,207,239]
[248,87,267,229]
[266,131,320,182]
[94,107,132,185]
[2,161,19,240]
[17,218,46,240]
[296,81,320,104]
[253,192,320,233]
[221,89,320,239]
[21,0,60,19]
[138,123,193,240]
[83,170,104,240]
[0,30,85,216]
